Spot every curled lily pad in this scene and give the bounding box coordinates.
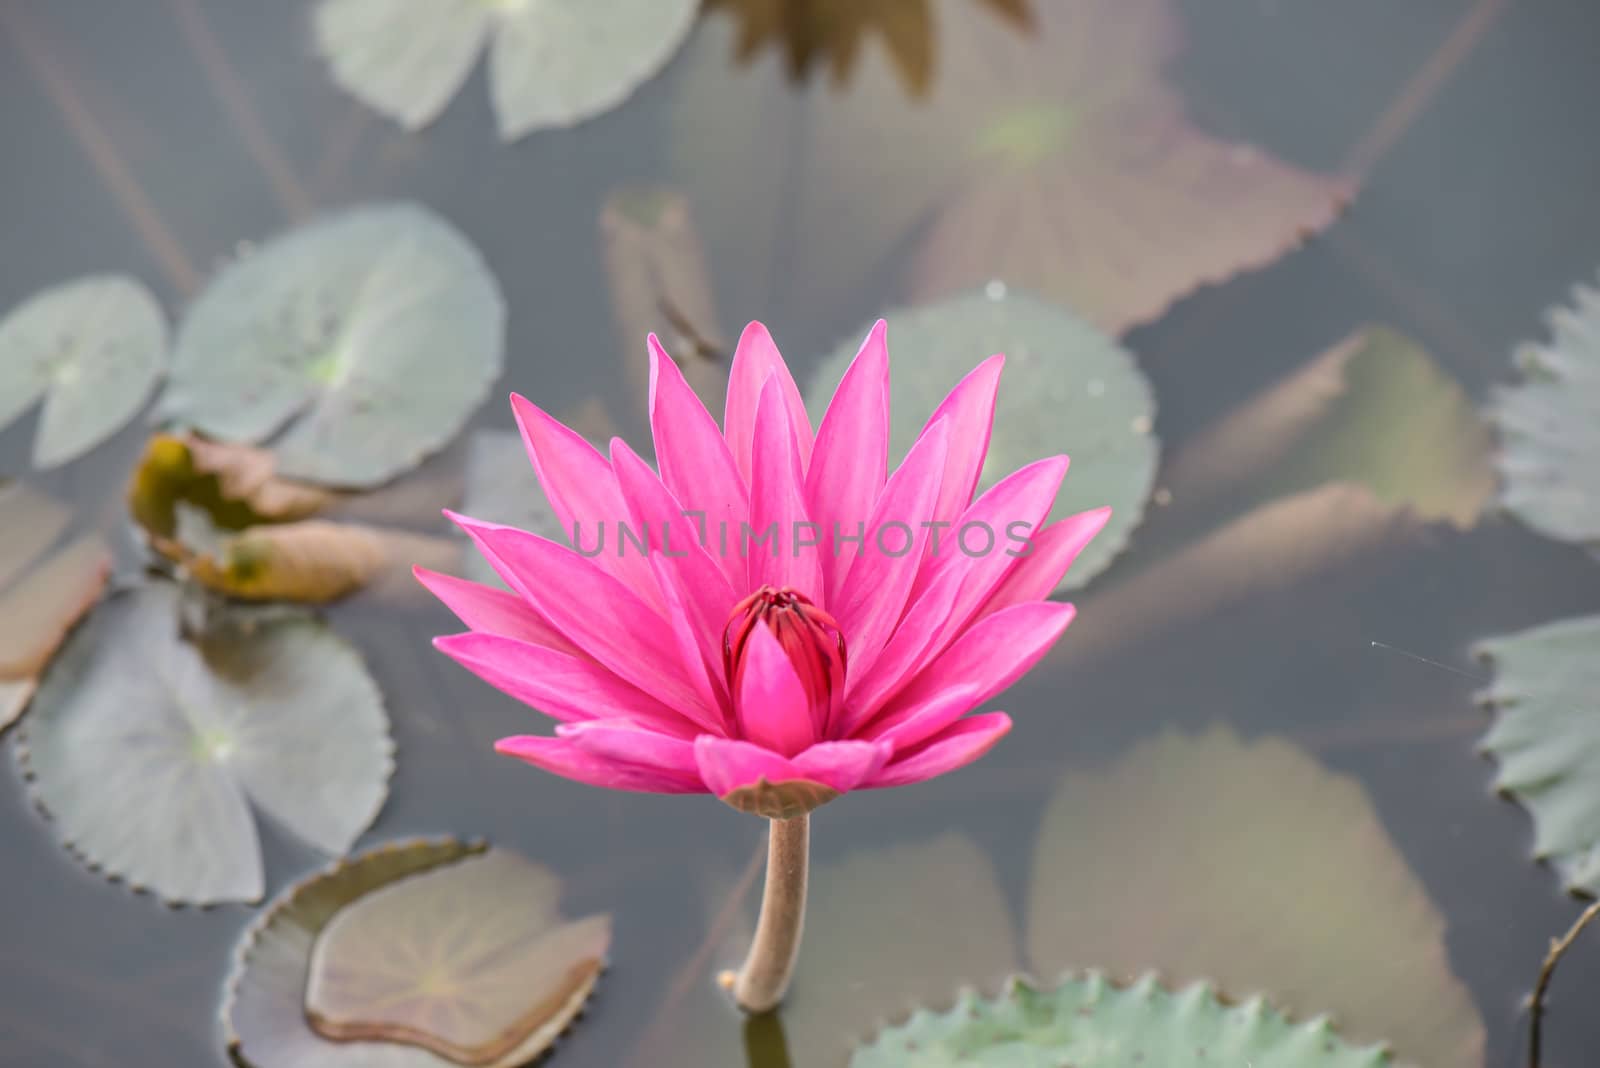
[156,203,505,490]
[306,848,610,1064]
[809,287,1158,590]
[314,0,699,141]
[1489,274,1600,548]
[851,973,1389,1067]
[224,840,606,1068]
[1477,615,1600,896]
[1027,726,1484,1067]
[128,432,333,549]
[15,582,393,904]
[0,275,168,467]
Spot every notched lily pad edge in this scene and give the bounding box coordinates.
[855,969,1393,1064]
[221,836,610,1068]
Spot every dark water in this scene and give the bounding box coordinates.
[4,1,1600,1066]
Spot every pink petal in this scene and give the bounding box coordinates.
[871,601,1077,731]
[724,322,813,485]
[863,683,984,751]
[908,455,1071,646]
[791,739,894,792]
[694,736,802,797]
[557,719,701,777]
[649,335,749,589]
[450,513,718,731]
[920,354,1004,526]
[866,713,1012,788]
[830,418,951,681]
[434,632,695,733]
[495,735,705,793]
[840,562,967,730]
[509,393,665,611]
[735,622,818,757]
[748,376,823,600]
[981,507,1112,617]
[413,566,579,655]
[610,439,739,708]
[806,320,890,605]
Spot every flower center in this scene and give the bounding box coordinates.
[723,586,848,738]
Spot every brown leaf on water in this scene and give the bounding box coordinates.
[1027,725,1485,1068]
[127,431,331,551]
[1162,327,1493,528]
[599,185,727,419]
[0,534,111,733]
[1063,483,1416,663]
[0,481,71,591]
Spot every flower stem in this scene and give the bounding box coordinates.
[720,814,809,1013]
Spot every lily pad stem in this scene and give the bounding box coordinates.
[1529,898,1600,1068]
[720,814,809,1013]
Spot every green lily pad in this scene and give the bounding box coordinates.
[15,582,393,904]
[1477,614,1600,896]
[156,203,504,490]
[808,287,1158,590]
[1027,727,1484,1068]
[224,839,606,1068]
[306,848,610,1064]
[314,0,699,141]
[0,275,168,468]
[1489,274,1600,548]
[850,973,1388,1067]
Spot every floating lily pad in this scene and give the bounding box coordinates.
[0,275,168,467]
[315,0,699,141]
[15,582,393,904]
[225,839,606,1068]
[306,848,610,1064]
[1488,274,1600,549]
[1477,614,1600,896]
[851,973,1389,1067]
[1027,726,1484,1068]
[1165,327,1493,531]
[809,288,1158,590]
[156,203,504,490]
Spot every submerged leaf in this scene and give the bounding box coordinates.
[1027,726,1484,1068]
[0,275,168,467]
[225,840,603,1068]
[306,849,609,1064]
[1477,615,1600,896]
[851,973,1388,1067]
[1166,328,1493,529]
[809,288,1157,590]
[315,0,698,141]
[156,203,505,489]
[0,483,110,733]
[1489,274,1600,549]
[16,582,393,904]
[599,185,728,417]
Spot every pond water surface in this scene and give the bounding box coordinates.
[4,2,1600,1066]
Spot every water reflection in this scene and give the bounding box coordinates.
[741,1012,794,1068]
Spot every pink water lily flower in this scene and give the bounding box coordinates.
[419,321,1109,819]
